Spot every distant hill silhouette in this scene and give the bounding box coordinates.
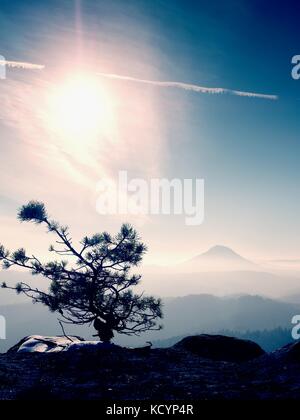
[182,245,257,271]
[194,245,251,261]
[1,293,299,352]
[153,294,299,340]
[139,245,300,298]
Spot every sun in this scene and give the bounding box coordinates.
[47,74,112,154]
[50,75,110,138]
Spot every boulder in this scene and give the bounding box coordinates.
[272,340,300,362]
[7,336,120,354]
[173,334,265,362]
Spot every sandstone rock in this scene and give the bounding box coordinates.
[173,334,265,362]
[1,335,300,400]
[7,336,120,354]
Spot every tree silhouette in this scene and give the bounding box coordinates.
[0,201,163,343]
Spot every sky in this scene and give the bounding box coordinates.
[0,0,299,265]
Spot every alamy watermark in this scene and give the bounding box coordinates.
[0,55,7,80]
[291,55,300,80]
[96,171,205,226]
[291,315,300,340]
[0,316,6,340]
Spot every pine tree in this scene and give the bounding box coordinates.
[0,201,163,343]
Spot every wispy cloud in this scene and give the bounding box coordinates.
[0,59,45,70]
[0,61,276,100]
[97,72,278,100]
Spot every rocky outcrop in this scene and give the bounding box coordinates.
[7,336,118,354]
[173,335,265,362]
[0,335,300,400]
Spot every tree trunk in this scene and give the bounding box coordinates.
[93,318,114,343]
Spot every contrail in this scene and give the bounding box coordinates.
[97,72,278,100]
[0,59,45,70]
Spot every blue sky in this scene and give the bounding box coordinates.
[0,0,299,264]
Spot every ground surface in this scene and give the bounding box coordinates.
[0,336,300,400]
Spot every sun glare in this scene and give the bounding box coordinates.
[53,75,109,136]
[45,74,115,162]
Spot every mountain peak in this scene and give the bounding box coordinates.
[184,245,256,271]
[201,245,244,259]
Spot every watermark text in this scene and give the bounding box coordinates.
[96,171,205,226]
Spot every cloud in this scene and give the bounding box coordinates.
[97,72,278,101]
[0,60,276,100]
[0,59,45,70]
